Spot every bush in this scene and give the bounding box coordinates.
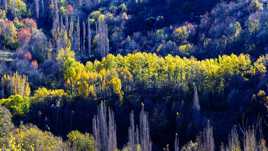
[0,95,30,116]
[33,87,67,101]
[5,126,66,151]
[67,130,95,151]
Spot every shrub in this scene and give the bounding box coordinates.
[6,126,66,151]
[0,95,30,116]
[33,87,66,100]
[67,130,95,151]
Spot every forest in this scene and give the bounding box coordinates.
[1,0,268,150]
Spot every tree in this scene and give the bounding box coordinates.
[174,133,179,151]
[7,0,27,17]
[28,29,48,62]
[22,18,37,29]
[95,14,109,57]
[92,102,117,151]
[0,19,18,49]
[17,28,32,45]
[73,18,81,52]
[109,76,123,101]
[1,72,31,98]
[197,122,215,151]
[34,0,40,18]
[139,103,152,151]
[226,128,241,151]
[87,18,92,56]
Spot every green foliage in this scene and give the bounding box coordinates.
[67,130,95,151]
[0,95,30,116]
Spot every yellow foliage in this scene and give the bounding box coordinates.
[4,126,65,151]
[178,43,192,53]
[174,24,193,40]
[7,0,27,16]
[2,135,23,151]
[109,77,123,100]
[33,87,66,99]
[257,90,266,98]
[1,73,31,97]
[61,51,266,100]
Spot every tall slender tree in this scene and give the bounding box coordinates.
[87,19,92,56]
[174,133,179,151]
[93,102,117,151]
[3,0,7,10]
[40,0,44,16]
[73,18,81,52]
[226,128,241,151]
[34,0,40,18]
[139,103,152,151]
[128,112,140,151]
[243,129,257,151]
[198,122,215,151]
[96,15,109,57]
[82,21,86,53]
[69,16,74,38]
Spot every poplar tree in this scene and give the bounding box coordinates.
[82,21,86,53]
[139,103,152,151]
[34,0,39,18]
[92,102,117,151]
[3,0,7,10]
[174,133,179,151]
[87,19,92,56]
[1,73,31,97]
[73,18,81,52]
[96,15,109,57]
